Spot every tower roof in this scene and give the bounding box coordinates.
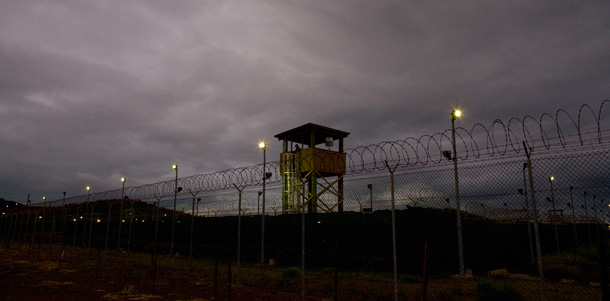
[274,123,350,145]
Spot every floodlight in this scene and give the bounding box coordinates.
[442,150,452,161]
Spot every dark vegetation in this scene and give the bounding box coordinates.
[10,199,602,280]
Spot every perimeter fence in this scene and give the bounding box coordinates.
[2,101,610,300]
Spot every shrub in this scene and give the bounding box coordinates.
[399,274,422,283]
[543,263,579,281]
[477,280,523,301]
[282,266,301,279]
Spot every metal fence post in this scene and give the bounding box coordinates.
[524,142,547,301]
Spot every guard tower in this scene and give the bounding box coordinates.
[274,123,350,214]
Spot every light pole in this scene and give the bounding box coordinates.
[171,164,178,256]
[367,184,373,211]
[259,141,266,265]
[451,109,465,275]
[257,191,262,215]
[196,198,201,216]
[117,177,125,250]
[549,176,560,253]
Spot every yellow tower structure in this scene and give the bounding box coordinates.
[274,123,350,214]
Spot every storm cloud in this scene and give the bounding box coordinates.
[1,1,609,202]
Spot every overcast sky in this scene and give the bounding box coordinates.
[1,1,609,203]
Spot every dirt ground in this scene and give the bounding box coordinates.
[0,244,313,301]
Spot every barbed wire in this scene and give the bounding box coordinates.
[41,100,610,206]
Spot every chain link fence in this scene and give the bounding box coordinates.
[3,101,610,299]
[2,148,608,299]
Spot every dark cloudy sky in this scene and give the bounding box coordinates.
[1,1,609,203]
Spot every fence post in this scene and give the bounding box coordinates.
[384,160,399,301]
[422,242,430,301]
[105,200,113,251]
[334,238,340,301]
[233,184,245,284]
[524,141,547,301]
[227,240,232,301]
[600,239,609,301]
[301,183,306,300]
[151,195,163,294]
[189,189,201,273]
[5,213,13,249]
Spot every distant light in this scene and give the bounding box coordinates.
[259,142,266,149]
[121,177,125,182]
[96,219,101,223]
[550,176,555,181]
[172,164,178,170]
[452,110,461,118]
[317,221,321,224]
[73,218,76,222]
[141,219,145,222]
[86,186,91,191]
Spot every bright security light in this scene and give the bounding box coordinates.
[550,176,555,181]
[172,164,178,170]
[452,110,461,118]
[259,142,266,149]
[121,177,125,182]
[86,186,91,191]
